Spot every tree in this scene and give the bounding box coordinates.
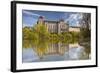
[23,27,32,40]
[79,13,91,44]
[34,23,49,40]
[80,13,91,30]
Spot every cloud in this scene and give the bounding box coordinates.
[23,10,41,17]
[65,13,82,26]
[76,21,80,27]
[69,14,78,20]
[23,23,33,28]
[66,13,82,21]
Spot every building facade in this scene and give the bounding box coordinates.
[69,26,80,32]
[37,16,80,34]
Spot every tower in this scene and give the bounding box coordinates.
[58,19,69,34]
[37,16,44,24]
[58,19,65,34]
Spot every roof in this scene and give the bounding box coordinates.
[69,26,80,28]
[44,20,58,23]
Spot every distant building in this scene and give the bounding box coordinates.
[69,26,80,32]
[37,16,80,34]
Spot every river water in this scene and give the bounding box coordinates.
[22,40,91,63]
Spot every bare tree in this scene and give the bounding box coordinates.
[79,13,91,43]
[80,13,91,30]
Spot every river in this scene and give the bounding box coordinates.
[22,40,91,63]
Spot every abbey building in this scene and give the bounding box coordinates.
[37,16,80,34]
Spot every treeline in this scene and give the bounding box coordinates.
[23,23,80,43]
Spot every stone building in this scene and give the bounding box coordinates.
[37,16,69,34]
[37,16,80,34]
[69,26,80,32]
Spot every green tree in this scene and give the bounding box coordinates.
[34,23,49,40]
[23,27,32,40]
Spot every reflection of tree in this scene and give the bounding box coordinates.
[32,39,48,59]
[23,39,91,60]
[23,39,69,59]
[33,41,69,59]
[23,40,32,48]
[83,43,91,59]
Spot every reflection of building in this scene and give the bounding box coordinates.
[33,42,69,59]
[23,42,89,62]
[37,16,80,34]
[69,43,80,48]
[45,43,69,55]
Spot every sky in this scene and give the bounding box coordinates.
[22,10,85,27]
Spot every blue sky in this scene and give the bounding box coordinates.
[22,10,84,27]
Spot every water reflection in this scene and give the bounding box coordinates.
[22,40,91,63]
